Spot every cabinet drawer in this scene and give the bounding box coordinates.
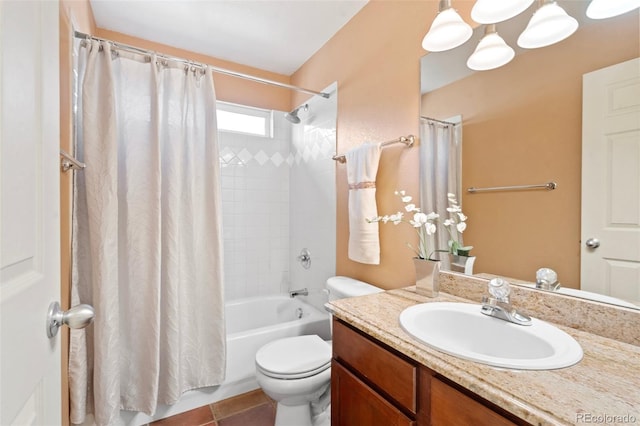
[431,377,517,426]
[332,361,415,426]
[332,319,417,413]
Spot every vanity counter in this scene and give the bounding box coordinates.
[327,287,640,426]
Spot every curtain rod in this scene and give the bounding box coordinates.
[74,31,331,99]
[421,116,458,126]
[60,149,86,172]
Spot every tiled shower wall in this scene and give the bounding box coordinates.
[289,83,337,312]
[219,84,337,303]
[219,115,291,301]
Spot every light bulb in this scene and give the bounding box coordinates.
[517,1,578,49]
[471,0,535,24]
[586,0,640,19]
[467,25,515,71]
[422,7,473,52]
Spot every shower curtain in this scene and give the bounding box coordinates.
[69,40,225,425]
[419,117,463,266]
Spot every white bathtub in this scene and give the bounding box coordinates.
[120,294,330,425]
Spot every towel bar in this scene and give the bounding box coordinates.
[467,182,557,193]
[333,135,415,164]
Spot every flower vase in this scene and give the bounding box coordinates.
[449,254,476,275]
[413,258,440,297]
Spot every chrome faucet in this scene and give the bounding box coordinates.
[289,288,309,298]
[536,268,561,291]
[481,278,532,326]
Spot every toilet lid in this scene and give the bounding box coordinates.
[256,335,331,379]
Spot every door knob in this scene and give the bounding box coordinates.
[585,238,600,249]
[46,301,95,338]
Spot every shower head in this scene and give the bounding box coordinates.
[284,104,308,124]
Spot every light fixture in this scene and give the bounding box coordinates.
[471,0,535,24]
[467,25,515,71]
[422,0,473,52]
[586,0,640,19]
[517,0,578,49]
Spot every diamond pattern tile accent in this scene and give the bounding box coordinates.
[254,150,269,165]
[220,135,336,167]
[237,148,252,165]
[270,152,284,167]
[220,147,235,164]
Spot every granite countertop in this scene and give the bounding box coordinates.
[327,288,640,426]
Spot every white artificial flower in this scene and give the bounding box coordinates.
[456,222,467,233]
[443,219,454,226]
[426,212,439,220]
[425,223,436,235]
[390,213,403,224]
[447,192,456,198]
[402,195,413,203]
[413,212,428,225]
[457,212,467,221]
[405,203,418,212]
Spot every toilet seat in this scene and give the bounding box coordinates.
[256,335,331,380]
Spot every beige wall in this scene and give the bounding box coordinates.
[292,1,474,289]
[421,13,639,288]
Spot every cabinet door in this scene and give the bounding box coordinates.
[332,361,415,426]
[333,319,417,412]
[431,377,517,426]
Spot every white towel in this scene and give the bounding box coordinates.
[345,142,383,265]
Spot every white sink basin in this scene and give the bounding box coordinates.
[399,302,583,370]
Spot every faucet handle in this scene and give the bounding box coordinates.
[488,278,510,301]
[536,268,557,285]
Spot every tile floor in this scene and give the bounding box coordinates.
[148,389,276,426]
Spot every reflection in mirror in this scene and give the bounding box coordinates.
[419,1,640,309]
[418,116,467,273]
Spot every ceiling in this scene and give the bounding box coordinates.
[89,0,368,76]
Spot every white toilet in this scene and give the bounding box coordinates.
[255,276,383,426]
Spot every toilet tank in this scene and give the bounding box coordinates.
[326,276,383,301]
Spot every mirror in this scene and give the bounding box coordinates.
[420,1,640,309]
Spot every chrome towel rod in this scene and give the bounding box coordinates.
[333,135,415,164]
[468,181,557,193]
[60,150,86,172]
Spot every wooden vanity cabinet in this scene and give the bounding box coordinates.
[331,318,528,426]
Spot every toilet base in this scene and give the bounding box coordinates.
[274,401,331,426]
[275,402,312,426]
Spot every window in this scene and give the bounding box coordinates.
[216,101,273,138]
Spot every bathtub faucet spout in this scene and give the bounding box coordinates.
[289,288,309,298]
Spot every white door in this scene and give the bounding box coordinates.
[0,1,61,424]
[581,57,640,302]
